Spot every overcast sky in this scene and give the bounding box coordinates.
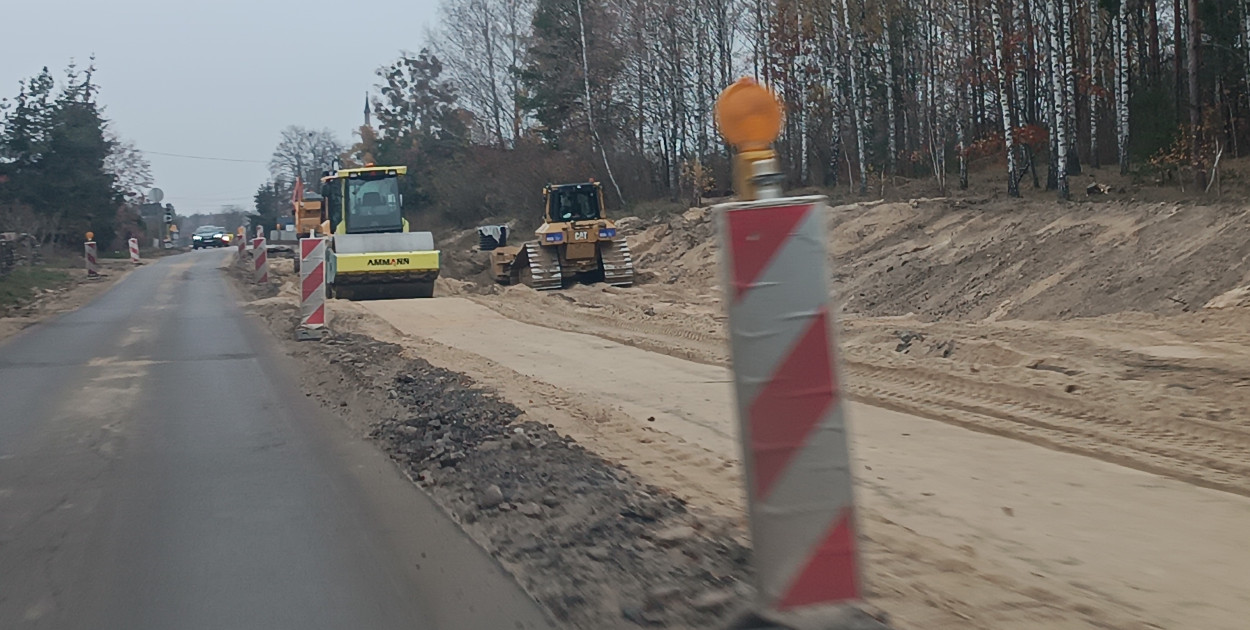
[1,0,440,215]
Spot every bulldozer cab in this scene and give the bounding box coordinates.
[545,182,603,223]
[321,166,408,235]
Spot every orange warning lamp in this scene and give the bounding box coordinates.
[716,78,785,200]
[715,78,783,151]
[85,231,94,241]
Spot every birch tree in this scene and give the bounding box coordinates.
[1089,0,1100,169]
[842,0,869,194]
[1116,0,1130,175]
[991,0,1021,196]
[1047,0,1070,198]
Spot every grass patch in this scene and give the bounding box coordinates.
[0,267,73,311]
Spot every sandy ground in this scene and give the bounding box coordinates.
[354,296,1250,630]
[467,282,1250,498]
[0,259,136,344]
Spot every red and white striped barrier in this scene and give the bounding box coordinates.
[252,237,269,284]
[84,241,100,278]
[718,196,861,622]
[297,237,327,340]
[128,238,140,264]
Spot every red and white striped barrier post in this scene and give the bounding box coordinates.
[128,238,140,265]
[296,237,327,341]
[84,241,100,278]
[252,237,269,284]
[718,196,866,627]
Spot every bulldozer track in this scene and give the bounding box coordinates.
[471,298,1250,498]
[599,239,635,287]
[845,361,1250,496]
[520,242,562,291]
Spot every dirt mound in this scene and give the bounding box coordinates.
[622,196,1250,321]
[438,225,498,290]
[1207,284,1250,309]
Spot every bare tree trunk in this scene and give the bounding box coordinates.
[1048,0,1070,199]
[1173,0,1184,123]
[797,8,809,185]
[991,0,1021,196]
[1043,0,1059,190]
[823,6,843,188]
[1243,0,1250,114]
[506,0,529,143]
[575,0,624,205]
[1187,0,1202,187]
[958,0,971,190]
[884,14,898,176]
[1147,0,1161,81]
[1117,0,1131,175]
[1062,0,1080,175]
[841,0,869,195]
[477,1,506,149]
[925,0,947,195]
[1089,0,1100,168]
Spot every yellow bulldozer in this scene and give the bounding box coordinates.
[294,165,440,300]
[480,181,634,290]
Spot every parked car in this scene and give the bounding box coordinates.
[192,226,231,249]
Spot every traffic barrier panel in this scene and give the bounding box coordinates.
[128,238,140,264]
[84,241,100,278]
[297,237,327,341]
[252,237,269,284]
[717,196,863,625]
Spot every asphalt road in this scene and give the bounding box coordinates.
[0,251,553,630]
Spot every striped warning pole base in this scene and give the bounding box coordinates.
[296,237,327,341]
[252,237,269,284]
[84,241,100,278]
[717,195,878,629]
[128,238,140,265]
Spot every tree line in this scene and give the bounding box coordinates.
[0,61,154,250]
[261,0,1250,228]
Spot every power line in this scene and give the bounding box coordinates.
[140,149,267,164]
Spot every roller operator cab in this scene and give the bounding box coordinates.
[482,181,635,291]
[319,166,441,300]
